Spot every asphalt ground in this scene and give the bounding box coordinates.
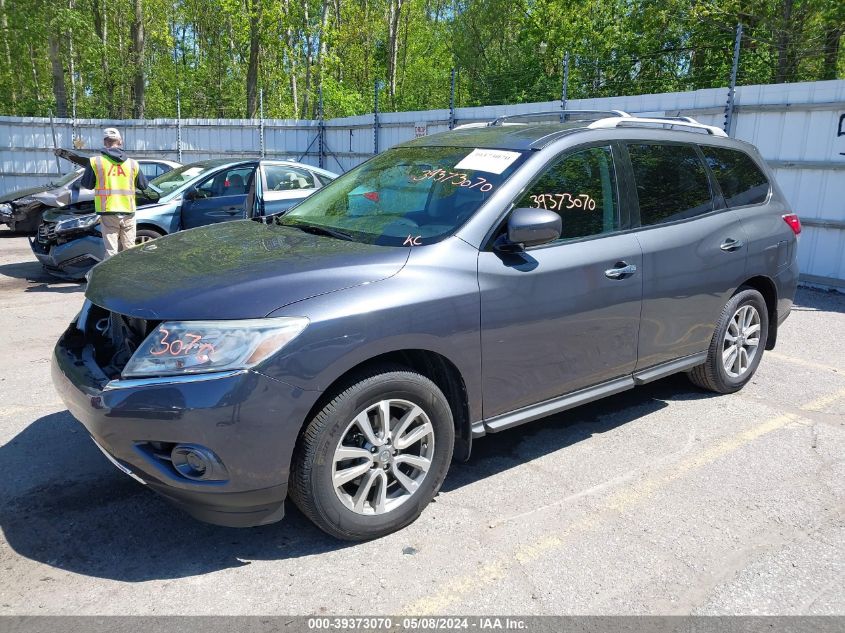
[0,227,843,616]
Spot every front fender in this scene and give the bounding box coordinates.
[136,202,181,234]
[260,239,483,423]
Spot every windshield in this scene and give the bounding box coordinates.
[279,146,526,246]
[149,162,221,197]
[51,169,83,188]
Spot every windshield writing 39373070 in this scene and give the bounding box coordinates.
[279,146,524,246]
[410,169,495,192]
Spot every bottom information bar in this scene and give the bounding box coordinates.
[1,616,843,633]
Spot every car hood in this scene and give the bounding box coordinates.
[0,184,58,204]
[29,185,78,207]
[85,220,411,320]
[42,205,97,222]
[43,195,167,223]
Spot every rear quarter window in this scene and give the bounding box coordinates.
[700,146,770,208]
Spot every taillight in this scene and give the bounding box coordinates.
[782,213,801,235]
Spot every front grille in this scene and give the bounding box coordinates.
[79,303,158,378]
[37,221,57,244]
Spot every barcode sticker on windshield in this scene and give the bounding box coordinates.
[454,149,521,175]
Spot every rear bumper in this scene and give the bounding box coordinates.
[30,234,104,280]
[774,256,799,327]
[51,324,322,527]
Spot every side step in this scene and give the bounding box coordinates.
[471,352,707,437]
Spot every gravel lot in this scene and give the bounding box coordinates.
[0,228,843,616]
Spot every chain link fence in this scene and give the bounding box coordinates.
[1,78,844,287]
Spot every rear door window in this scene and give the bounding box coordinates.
[700,146,770,208]
[139,163,157,179]
[313,172,335,186]
[264,165,317,191]
[627,143,714,226]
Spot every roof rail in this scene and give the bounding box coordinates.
[588,115,728,137]
[452,122,490,130]
[488,109,631,126]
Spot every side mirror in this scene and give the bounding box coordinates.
[497,207,561,251]
[185,188,200,201]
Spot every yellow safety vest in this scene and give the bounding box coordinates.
[90,155,139,214]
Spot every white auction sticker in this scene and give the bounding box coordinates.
[454,148,521,174]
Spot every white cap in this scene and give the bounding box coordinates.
[103,127,122,142]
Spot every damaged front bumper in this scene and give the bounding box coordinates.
[51,313,319,527]
[30,231,104,281]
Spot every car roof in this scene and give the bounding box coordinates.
[261,159,338,177]
[172,157,336,175]
[402,123,587,151]
[140,158,182,166]
[400,114,741,152]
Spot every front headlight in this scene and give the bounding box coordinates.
[122,317,309,379]
[0,203,12,217]
[54,213,99,234]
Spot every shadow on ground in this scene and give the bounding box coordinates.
[0,373,712,583]
[0,260,84,293]
[0,410,351,582]
[792,286,845,315]
[441,373,710,492]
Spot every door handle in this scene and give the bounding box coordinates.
[604,262,637,279]
[224,207,241,214]
[720,238,745,252]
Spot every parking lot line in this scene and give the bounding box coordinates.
[767,351,844,375]
[401,387,845,615]
[800,387,845,412]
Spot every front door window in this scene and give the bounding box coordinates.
[514,145,619,242]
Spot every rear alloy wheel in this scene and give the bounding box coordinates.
[722,304,762,378]
[290,366,454,540]
[688,287,769,394]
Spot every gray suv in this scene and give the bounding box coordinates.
[52,111,800,540]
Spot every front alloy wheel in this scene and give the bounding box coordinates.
[290,366,454,540]
[332,399,435,515]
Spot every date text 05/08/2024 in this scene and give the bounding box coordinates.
[306,616,528,630]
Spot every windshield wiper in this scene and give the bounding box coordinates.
[281,220,355,242]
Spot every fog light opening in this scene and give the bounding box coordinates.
[171,444,226,481]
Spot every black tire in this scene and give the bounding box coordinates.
[688,287,769,394]
[135,228,163,244]
[290,365,454,540]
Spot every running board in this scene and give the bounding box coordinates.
[471,352,707,437]
[632,352,707,385]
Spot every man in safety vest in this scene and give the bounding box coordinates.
[79,128,149,258]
